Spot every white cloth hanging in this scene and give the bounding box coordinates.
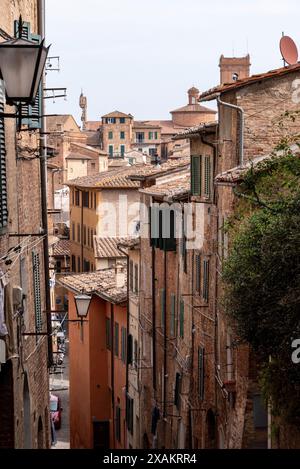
[0,270,8,336]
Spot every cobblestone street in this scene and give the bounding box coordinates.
[50,343,70,449]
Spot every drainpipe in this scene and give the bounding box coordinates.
[38,0,53,367]
[111,303,115,448]
[163,250,167,421]
[216,94,244,166]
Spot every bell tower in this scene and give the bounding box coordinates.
[79,90,87,130]
[219,54,251,84]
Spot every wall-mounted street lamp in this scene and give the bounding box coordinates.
[73,292,92,341]
[0,16,50,120]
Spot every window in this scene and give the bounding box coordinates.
[77,224,81,243]
[72,222,75,241]
[203,259,210,302]
[134,264,139,293]
[181,213,187,273]
[108,131,113,139]
[149,132,153,140]
[154,131,158,140]
[204,156,211,198]
[121,327,127,363]
[91,229,94,248]
[71,255,76,272]
[32,252,42,336]
[75,190,80,206]
[114,322,119,357]
[77,256,81,273]
[126,395,134,435]
[127,334,133,365]
[109,145,114,157]
[56,260,61,273]
[83,259,90,272]
[135,132,144,143]
[170,294,176,336]
[106,318,111,350]
[106,117,116,124]
[149,205,176,251]
[195,254,201,294]
[134,339,138,369]
[82,191,89,208]
[120,117,125,124]
[179,299,184,338]
[83,225,86,245]
[94,193,97,209]
[87,228,90,247]
[120,145,125,157]
[91,162,95,170]
[198,347,205,400]
[129,260,134,291]
[116,406,121,442]
[174,372,181,409]
[149,148,156,156]
[191,155,202,196]
[161,289,166,332]
[120,131,125,139]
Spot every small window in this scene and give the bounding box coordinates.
[106,318,111,350]
[108,131,113,139]
[75,190,80,206]
[72,222,75,241]
[134,264,139,293]
[120,117,125,124]
[129,260,134,291]
[83,225,86,245]
[77,256,81,273]
[114,322,119,357]
[120,145,125,157]
[77,224,81,243]
[121,327,127,363]
[109,145,114,157]
[82,191,89,208]
[120,131,125,139]
[71,255,76,272]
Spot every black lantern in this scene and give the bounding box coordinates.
[0,24,50,106]
[74,293,92,320]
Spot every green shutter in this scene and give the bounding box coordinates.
[129,260,133,291]
[191,155,202,196]
[114,322,119,356]
[179,299,184,338]
[195,254,201,294]
[204,156,211,198]
[134,264,138,293]
[14,21,42,129]
[32,252,42,336]
[155,132,158,139]
[170,294,176,336]
[0,84,7,229]
[203,259,210,302]
[161,289,166,332]
[198,347,205,400]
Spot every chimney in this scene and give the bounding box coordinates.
[219,54,251,84]
[115,263,125,288]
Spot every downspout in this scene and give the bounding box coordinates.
[163,250,167,421]
[38,0,53,367]
[118,244,129,449]
[216,94,244,166]
[80,189,84,272]
[152,245,156,390]
[111,303,115,448]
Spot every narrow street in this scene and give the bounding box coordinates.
[50,342,70,449]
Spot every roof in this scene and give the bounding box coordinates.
[85,121,102,131]
[170,103,216,114]
[133,121,161,129]
[94,237,132,259]
[52,239,70,257]
[200,63,300,101]
[117,237,140,250]
[46,115,80,132]
[173,121,218,140]
[102,110,132,119]
[215,145,300,184]
[58,264,127,304]
[140,175,190,199]
[128,156,190,180]
[65,152,92,160]
[71,142,106,156]
[140,120,187,135]
[66,166,142,189]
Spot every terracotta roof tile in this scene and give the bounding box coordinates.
[94,237,133,259]
[170,103,216,114]
[65,152,92,160]
[200,63,300,101]
[66,166,143,189]
[101,110,132,119]
[173,121,218,140]
[58,264,127,303]
[140,175,190,199]
[52,239,70,257]
[128,156,190,180]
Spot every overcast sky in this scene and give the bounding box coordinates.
[45,0,300,125]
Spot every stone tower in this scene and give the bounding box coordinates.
[219,54,251,84]
[79,91,87,130]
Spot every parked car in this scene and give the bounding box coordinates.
[50,393,62,430]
